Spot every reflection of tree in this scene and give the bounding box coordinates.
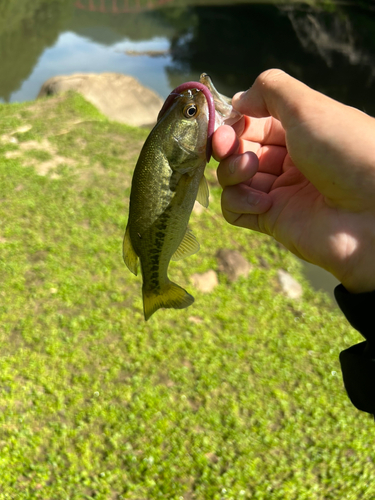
[164,4,375,115]
[0,0,176,99]
[165,4,305,97]
[0,0,74,101]
[75,0,174,14]
[283,5,375,72]
[69,6,176,44]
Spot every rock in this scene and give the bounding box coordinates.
[205,452,219,463]
[125,49,170,57]
[190,270,218,293]
[216,249,252,282]
[188,316,204,324]
[277,269,303,299]
[38,73,164,127]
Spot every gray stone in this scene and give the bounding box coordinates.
[216,249,251,282]
[277,269,303,299]
[38,73,164,127]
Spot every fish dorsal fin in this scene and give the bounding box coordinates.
[196,175,209,208]
[123,224,139,275]
[171,228,200,261]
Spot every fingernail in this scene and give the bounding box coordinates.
[229,156,241,174]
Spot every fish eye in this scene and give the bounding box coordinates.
[183,104,198,118]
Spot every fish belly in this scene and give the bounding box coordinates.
[136,168,203,320]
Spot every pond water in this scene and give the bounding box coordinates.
[2,0,375,298]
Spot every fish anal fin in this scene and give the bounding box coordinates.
[143,281,194,321]
[123,224,138,276]
[171,228,200,261]
[196,175,209,208]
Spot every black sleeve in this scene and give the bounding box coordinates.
[334,284,375,414]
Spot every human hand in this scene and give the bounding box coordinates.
[213,69,375,293]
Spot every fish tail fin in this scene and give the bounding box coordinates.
[142,281,194,321]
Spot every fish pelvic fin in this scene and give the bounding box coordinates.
[123,224,138,276]
[196,174,209,208]
[143,281,194,321]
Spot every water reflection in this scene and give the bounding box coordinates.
[0,0,71,102]
[2,1,375,108]
[1,2,375,109]
[165,4,375,115]
[10,32,173,102]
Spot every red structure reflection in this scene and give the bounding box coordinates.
[75,0,174,13]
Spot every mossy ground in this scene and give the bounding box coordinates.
[0,93,373,499]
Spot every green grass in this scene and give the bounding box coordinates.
[0,92,373,499]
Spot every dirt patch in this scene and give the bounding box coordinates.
[1,124,32,144]
[5,138,76,176]
[34,155,75,177]
[1,94,143,182]
[77,164,108,183]
[53,118,85,137]
[26,94,66,116]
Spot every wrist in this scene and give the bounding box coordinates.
[338,252,375,294]
[340,279,375,295]
[338,254,375,294]
[328,213,375,294]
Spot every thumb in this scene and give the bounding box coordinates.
[232,69,318,130]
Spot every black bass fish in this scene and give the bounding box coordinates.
[123,76,240,320]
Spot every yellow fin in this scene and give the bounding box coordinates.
[143,281,194,321]
[171,228,200,261]
[196,175,209,208]
[123,224,138,276]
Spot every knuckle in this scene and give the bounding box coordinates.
[257,69,287,88]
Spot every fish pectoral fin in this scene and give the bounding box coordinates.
[143,281,194,321]
[123,224,139,276]
[196,174,209,208]
[171,228,200,261]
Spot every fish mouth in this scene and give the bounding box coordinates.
[200,73,242,128]
[158,81,215,162]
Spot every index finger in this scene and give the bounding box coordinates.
[239,114,286,146]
